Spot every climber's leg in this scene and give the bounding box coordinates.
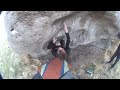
[107,50,118,63]
[0,11,2,14]
[60,70,77,79]
[0,74,3,79]
[110,55,120,69]
[32,71,43,79]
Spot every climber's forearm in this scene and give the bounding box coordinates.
[65,33,70,50]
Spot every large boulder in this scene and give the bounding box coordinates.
[4,11,73,58]
[4,11,120,59]
[3,11,120,79]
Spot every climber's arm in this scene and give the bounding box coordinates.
[64,23,69,33]
[64,23,70,53]
[65,33,70,50]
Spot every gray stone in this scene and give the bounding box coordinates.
[84,65,95,77]
[3,11,120,60]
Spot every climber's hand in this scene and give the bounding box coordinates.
[63,22,68,33]
[53,37,57,43]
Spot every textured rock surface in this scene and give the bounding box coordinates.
[4,11,73,58]
[4,11,120,58]
[2,11,120,79]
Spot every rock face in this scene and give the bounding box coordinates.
[3,11,120,78]
[4,11,120,58]
[4,11,73,58]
